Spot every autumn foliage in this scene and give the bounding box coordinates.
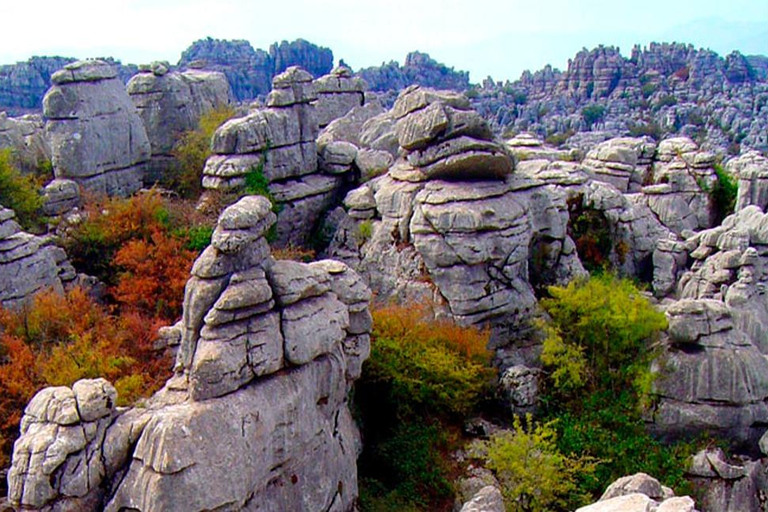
[0,288,171,465]
[62,190,207,321]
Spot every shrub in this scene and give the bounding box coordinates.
[581,105,606,128]
[566,195,613,272]
[0,148,44,231]
[710,163,737,224]
[356,303,493,510]
[473,414,597,511]
[554,391,697,499]
[535,274,697,502]
[171,106,235,198]
[0,288,170,461]
[364,303,492,418]
[357,220,373,246]
[540,273,667,399]
[113,228,195,319]
[62,191,202,312]
[641,83,657,98]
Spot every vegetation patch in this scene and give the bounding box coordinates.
[356,302,493,511]
[0,148,44,231]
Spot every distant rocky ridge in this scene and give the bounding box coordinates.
[472,42,768,154]
[356,51,470,92]
[178,37,334,101]
[0,56,136,116]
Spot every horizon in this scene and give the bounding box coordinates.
[0,1,766,82]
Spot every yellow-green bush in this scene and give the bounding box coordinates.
[171,106,235,198]
[0,148,43,230]
[356,302,493,510]
[473,414,596,512]
[540,273,667,399]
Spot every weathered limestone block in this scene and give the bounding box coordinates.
[314,65,366,128]
[44,60,150,196]
[0,206,76,309]
[8,194,373,512]
[127,64,231,183]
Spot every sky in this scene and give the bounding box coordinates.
[0,0,766,82]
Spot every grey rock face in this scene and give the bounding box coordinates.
[0,112,50,173]
[499,365,541,413]
[459,485,505,512]
[203,66,358,247]
[472,42,768,156]
[314,66,366,129]
[356,51,470,93]
[327,88,585,360]
[0,206,76,309]
[127,64,231,183]
[43,60,151,197]
[647,205,768,448]
[730,151,768,212]
[41,179,80,216]
[178,37,333,102]
[576,473,698,512]
[8,195,372,512]
[688,448,766,512]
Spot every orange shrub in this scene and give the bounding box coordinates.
[0,288,172,462]
[113,228,195,320]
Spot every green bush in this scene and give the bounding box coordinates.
[170,106,235,198]
[536,274,699,503]
[473,414,597,512]
[554,391,697,498]
[356,303,493,510]
[711,163,737,224]
[540,273,667,399]
[581,105,606,128]
[0,149,44,231]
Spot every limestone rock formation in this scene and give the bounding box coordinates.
[459,485,505,512]
[0,112,50,173]
[472,42,768,155]
[8,195,372,512]
[357,51,470,92]
[314,65,366,129]
[203,66,360,246]
[0,206,76,309]
[648,206,768,448]
[0,56,76,115]
[577,473,697,512]
[730,151,768,212]
[43,60,151,197]
[178,38,333,102]
[127,62,231,183]
[327,87,584,362]
[687,448,768,512]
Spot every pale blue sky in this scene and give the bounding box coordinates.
[1,0,766,81]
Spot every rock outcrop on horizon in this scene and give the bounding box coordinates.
[127,62,232,183]
[43,60,151,197]
[473,43,768,155]
[7,195,372,511]
[178,38,334,102]
[357,51,470,93]
[0,56,137,116]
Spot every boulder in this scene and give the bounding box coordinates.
[127,65,231,183]
[0,206,76,309]
[314,65,366,128]
[43,60,151,197]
